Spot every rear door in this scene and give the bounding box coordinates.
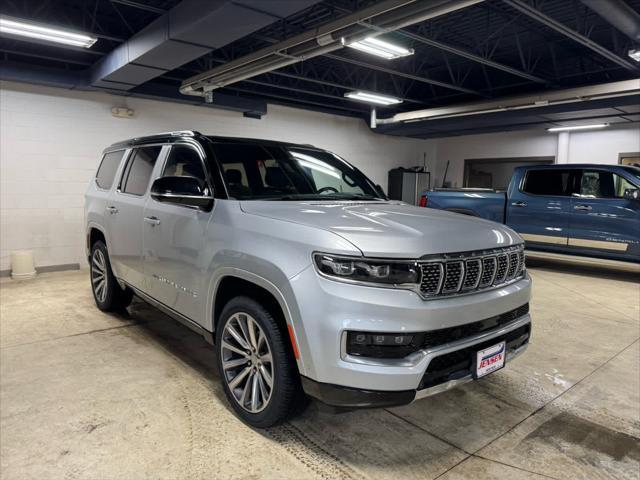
[568,169,640,260]
[506,168,574,248]
[107,145,164,289]
[142,143,212,324]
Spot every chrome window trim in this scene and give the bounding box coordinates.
[116,143,166,198]
[94,148,129,192]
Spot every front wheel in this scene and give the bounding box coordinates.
[90,241,133,311]
[216,296,304,428]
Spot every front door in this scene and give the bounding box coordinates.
[507,168,574,249]
[107,145,164,289]
[143,143,212,324]
[568,169,640,261]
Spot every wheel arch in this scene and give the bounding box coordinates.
[209,268,306,374]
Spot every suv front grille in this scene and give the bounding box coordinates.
[418,246,524,299]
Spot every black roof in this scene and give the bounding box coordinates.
[107,130,317,150]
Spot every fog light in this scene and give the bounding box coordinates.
[346,331,419,358]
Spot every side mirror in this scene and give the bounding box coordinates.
[623,188,640,201]
[151,176,213,209]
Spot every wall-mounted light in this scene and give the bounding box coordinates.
[343,36,414,60]
[547,124,609,132]
[628,49,640,62]
[344,90,403,106]
[0,16,97,48]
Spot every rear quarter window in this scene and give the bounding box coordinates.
[95,150,125,189]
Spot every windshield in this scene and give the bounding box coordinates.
[212,142,384,200]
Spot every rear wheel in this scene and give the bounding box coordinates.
[216,296,304,428]
[90,241,133,311]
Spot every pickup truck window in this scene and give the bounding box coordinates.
[578,170,636,199]
[121,146,162,196]
[96,150,125,190]
[162,145,205,181]
[522,169,571,196]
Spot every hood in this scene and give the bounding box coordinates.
[240,200,521,258]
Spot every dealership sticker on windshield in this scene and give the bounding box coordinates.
[476,341,506,378]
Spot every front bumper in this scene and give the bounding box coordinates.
[300,313,531,408]
[289,266,532,402]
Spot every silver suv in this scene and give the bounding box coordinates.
[85,130,532,427]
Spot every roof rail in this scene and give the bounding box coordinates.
[135,130,200,140]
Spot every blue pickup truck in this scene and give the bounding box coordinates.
[420,164,640,264]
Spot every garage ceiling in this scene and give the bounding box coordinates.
[1,0,639,137]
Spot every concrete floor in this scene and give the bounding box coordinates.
[1,262,638,480]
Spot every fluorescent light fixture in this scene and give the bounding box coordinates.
[344,90,403,106]
[344,36,414,60]
[0,16,97,48]
[547,124,609,132]
[629,49,640,62]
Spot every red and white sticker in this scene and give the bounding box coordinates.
[476,341,506,378]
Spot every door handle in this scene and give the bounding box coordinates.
[574,205,592,211]
[106,206,118,214]
[144,216,161,226]
[511,201,527,207]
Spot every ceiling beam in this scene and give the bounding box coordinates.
[323,53,486,96]
[502,0,638,72]
[109,0,167,15]
[399,30,549,84]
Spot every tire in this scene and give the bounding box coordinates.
[216,296,304,428]
[90,241,133,312]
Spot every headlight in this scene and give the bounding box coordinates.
[313,253,419,285]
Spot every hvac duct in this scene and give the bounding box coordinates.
[180,0,483,96]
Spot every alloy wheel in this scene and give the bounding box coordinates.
[91,249,108,303]
[221,312,274,413]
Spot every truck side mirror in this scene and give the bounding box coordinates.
[150,176,213,209]
[623,188,640,201]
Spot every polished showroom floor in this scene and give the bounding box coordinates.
[1,261,638,480]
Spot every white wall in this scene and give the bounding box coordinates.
[0,81,429,272]
[428,125,640,188]
[2,79,637,272]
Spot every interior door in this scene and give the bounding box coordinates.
[568,169,640,259]
[143,143,212,324]
[506,168,573,248]
[107,145,163,288]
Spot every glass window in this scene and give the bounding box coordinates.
[211,142,381,201]
[96,150,125,189]
[162,145,205,181]
[522,169,571,196]
[578,170,638,199]
[122,146,162,196]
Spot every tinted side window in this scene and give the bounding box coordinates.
[162,145,206,181]
[122,146,162,196]
[522,169,571,196]
[578,170,635,199]
[96,150,125,189]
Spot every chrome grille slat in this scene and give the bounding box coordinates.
[418,246,525,299]
[462,259,482,290]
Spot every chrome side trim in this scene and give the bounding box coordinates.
[124,281,214,344]
[525,250,640,272]
[521,233,568,245]
[567,237,629,251]
[413,342,529,400]
[340,313,532,367]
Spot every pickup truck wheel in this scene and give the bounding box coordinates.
[216,296,303,428]
[90,241,133,312]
